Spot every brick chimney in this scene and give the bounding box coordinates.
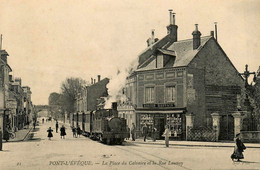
[9,75,13,82]
[15,78,22,86]
[98,75,101,82]
[166,10,178,42]
[147,29,156,47]
[192,24,201,50]
[210,31,214,37]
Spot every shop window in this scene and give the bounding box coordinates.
[166,86,176,102]
[145,87,154,103]
[166,114,182,137]
[140,114,153,129]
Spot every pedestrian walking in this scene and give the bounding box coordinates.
[162,125,171,147]
[72,126,77,138]
[33,121,36,129]
[47,127,53,140]
[77,126,81,138]
[231,133,246,162]
[3,125,10,142]
[142,124,148,142]
[131,123,136,141]
[127,126,130,140]
[55,121,59,133]
[42,118,44,124]
[152,126,157,142]
[0,127,3,151]
[60,125,66,139]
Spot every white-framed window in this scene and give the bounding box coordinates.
[166,86,176,102]
[145,87,154,103]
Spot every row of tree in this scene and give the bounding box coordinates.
[48,77,86,119]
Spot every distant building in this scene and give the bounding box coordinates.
[0,50,12,134]
[117,101,136,127]
[10,78,24,130]
[22,86,33,125]
[126,11,244,140]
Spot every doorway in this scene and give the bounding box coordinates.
[154,114,165,139]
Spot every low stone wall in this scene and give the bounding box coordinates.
[241,131,260,143]
[187,126,216,142]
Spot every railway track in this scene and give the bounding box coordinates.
[113,144,191,170]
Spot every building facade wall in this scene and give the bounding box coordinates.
[187,38,244,140]
[86,78,109,111]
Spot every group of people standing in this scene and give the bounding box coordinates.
[46,120,82,140]
[130,123,170,147]
[72,125,82,138]
[47,120,66,140]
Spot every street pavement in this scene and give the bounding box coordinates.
[2,125,32,143]
[0,118,260,170]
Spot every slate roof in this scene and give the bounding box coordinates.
[164,36,212,67]
[137,35,212,70]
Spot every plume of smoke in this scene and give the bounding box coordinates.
[104,58,138,109]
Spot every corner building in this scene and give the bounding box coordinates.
[126,12,244,140]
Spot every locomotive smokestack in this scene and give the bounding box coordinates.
[98,75,101,82]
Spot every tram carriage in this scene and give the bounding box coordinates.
[72,102,128,145]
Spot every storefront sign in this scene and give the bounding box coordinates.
[143,103,175,108]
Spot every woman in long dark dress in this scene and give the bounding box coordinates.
[47,127,53,140]
[231,133,246,161]
[60,125,66,139]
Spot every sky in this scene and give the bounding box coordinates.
[0,0,259,105]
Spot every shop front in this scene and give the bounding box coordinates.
[136,106,186,140]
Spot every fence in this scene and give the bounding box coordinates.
[187,126,216,142]
[241,131,260,143]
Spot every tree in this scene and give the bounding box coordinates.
[60,77,86,113]
[48,92,62,106]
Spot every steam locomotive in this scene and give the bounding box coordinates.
[71,102,128,145]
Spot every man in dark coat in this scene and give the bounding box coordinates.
[77,126,81,138]
[60,125,66,139]
[131,123,136,141]
[55,121,59,133]
[127,126,130,140]
[72,126,77,138]
[142,124,148,142]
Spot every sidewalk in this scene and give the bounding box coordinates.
[127,138,260,148]
[2,125,33,143]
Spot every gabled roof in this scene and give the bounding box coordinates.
[138,35,171,67]
[137,35,212,70]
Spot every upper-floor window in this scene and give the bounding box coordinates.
[166,86,176,102]
[145,87,154,103]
